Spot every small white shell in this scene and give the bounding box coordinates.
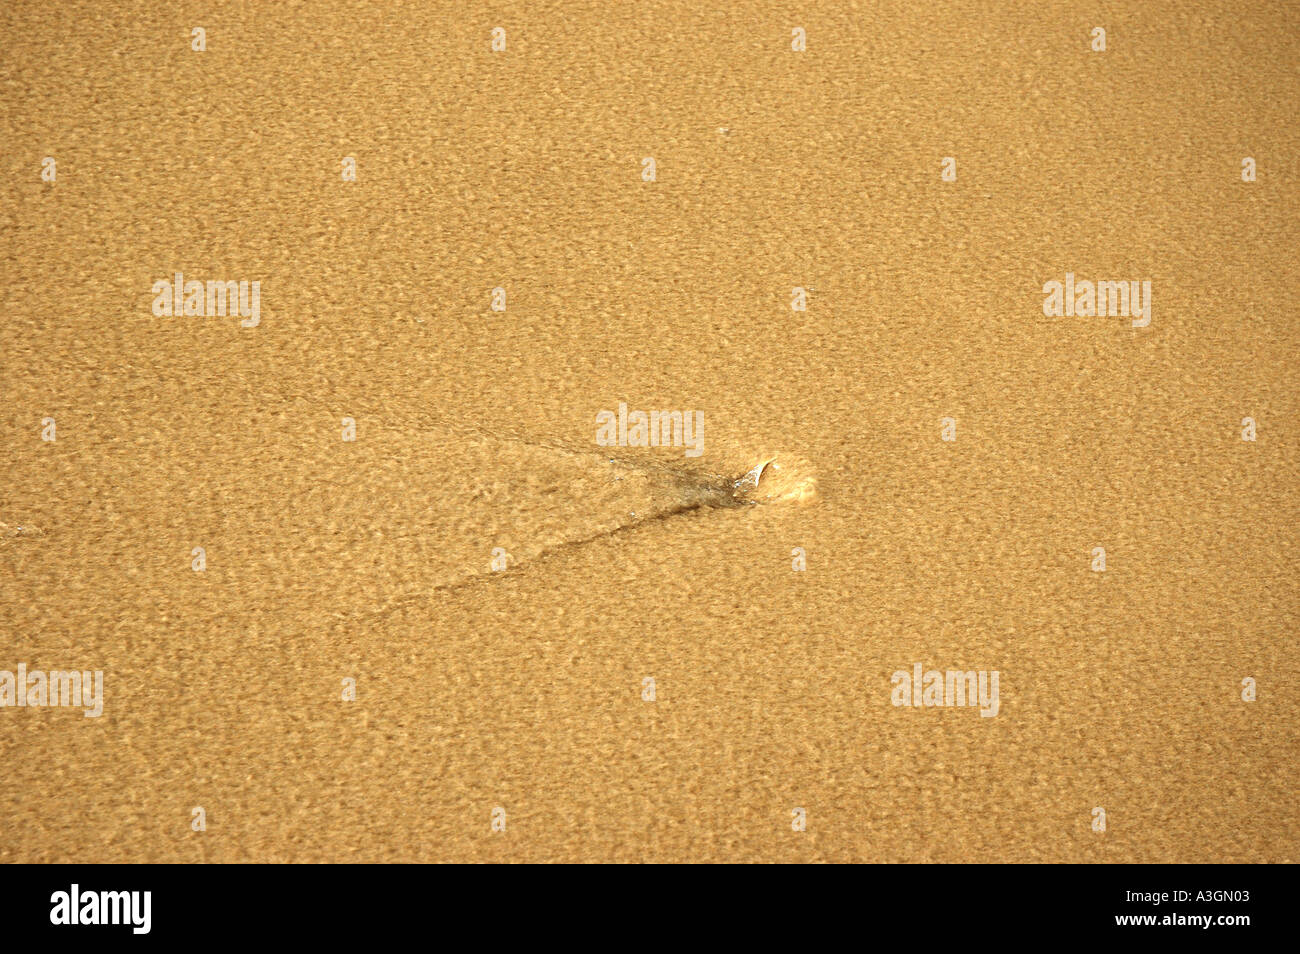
[733,460,770,494]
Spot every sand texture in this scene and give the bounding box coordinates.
[1,1,1297,862]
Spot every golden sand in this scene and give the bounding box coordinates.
[1,1,1297,862]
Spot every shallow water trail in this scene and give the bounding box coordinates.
[317,419,817,629]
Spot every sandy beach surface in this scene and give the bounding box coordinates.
[2,1,1297,862]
